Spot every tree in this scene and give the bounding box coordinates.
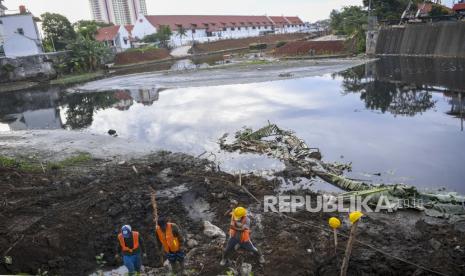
[156,25,172,48]
[330,6,368,53]
[41,12,76,51]
[142,25,172,48]
[362,0,422,21]
[176,25,187,46]
[74,20,114,40]
[429,4,452,17]
[67,36,112,72]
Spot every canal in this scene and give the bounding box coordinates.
[0,57,464,192]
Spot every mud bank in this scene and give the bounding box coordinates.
[73,59,368,92]
[0,152,464,275]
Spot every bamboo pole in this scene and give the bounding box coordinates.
[340,220,359,276]
[149,186,164,266]
[333,228,338,254]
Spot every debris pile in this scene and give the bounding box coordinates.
[219,123,465,218]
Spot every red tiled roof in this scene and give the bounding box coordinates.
[417,3,433,15]
[125,25,134,34]
[95,25,120,41]
[269,16,290,26]
[144,15,304,30]
[286,16,304,25]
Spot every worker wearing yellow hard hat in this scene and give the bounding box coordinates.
[349,211,364,224]
[220,206,265,266]
[328,217,341,229]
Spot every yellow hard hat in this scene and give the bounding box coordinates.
[233,207,247,220]
[349,211,364,224]
[328,217,341,229]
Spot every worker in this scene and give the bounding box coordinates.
[155,217,185,275]
[220,207,265,266]
[116,225,145,275]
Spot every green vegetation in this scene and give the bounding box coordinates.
[124,45,159,53]
[1,63,15,73]
[429,3,452,17]
[41,12,76,51]
[0,153,92,172]
[67,36,112,72]
[249,43,267,50]
[330,6,368,53]
[74,20,114,40]
[50,71,104,85]
[362,0,418,21]
[176,25,188,45]
[143,25,172,48]
[276,41,287,48]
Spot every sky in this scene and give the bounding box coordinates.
[3,0,458,23]
[2,0,367,23]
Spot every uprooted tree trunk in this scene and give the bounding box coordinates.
[219,123,465,218]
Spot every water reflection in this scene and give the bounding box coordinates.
[337,57,465,129]
[0,87,162,131]
[0,57,464,192]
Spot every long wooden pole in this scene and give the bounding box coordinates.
[340,221,359,276]
[149,186,164,266]
[333,228,338,254]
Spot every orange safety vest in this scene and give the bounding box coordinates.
[229,216,250,242]
[118,231,140,254]
[156,223,180,253]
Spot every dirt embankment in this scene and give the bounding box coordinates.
[115,48,171,66]
[0,152,464,275]
[192,33,308,53]
[274,40,347,57]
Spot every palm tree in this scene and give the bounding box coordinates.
[176,25,187,46]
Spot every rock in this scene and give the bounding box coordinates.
[429,238,441,250]
[118,161,126,165]
[203,221,226,239]
[187,239,198,248]
[278,72,293,78]
[158,168,173,182]
[240,262,253,276]
[108,129,117,136]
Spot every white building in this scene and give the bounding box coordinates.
[0,0,6,16]
[89,0,147,25]
[0,5,43,57]
[95,25,132,52]
[131,15,306,47]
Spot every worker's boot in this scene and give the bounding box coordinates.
[259,255,265,264]
[220,258,227,266]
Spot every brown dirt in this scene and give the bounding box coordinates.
[192,33,309,54]
[274,40,347,56]
[0,153,464,275]
[115,48,171,66]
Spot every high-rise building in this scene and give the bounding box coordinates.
[89,0,147,25]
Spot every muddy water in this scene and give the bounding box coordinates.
[0,57,464,192]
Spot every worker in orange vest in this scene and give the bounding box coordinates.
[155,217,185,275]
[116,225,145,275]
[220,207,265,266]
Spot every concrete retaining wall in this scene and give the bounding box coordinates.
[0,52,68,83]
[376,21,465,57]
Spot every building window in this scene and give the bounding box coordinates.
[223,27,227,31]
[0,20,3,24]
[252,26,256,30]
[17,28,24,35]
[238,27,241,30]
[192,29,196,34]
[231,27,235,31]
